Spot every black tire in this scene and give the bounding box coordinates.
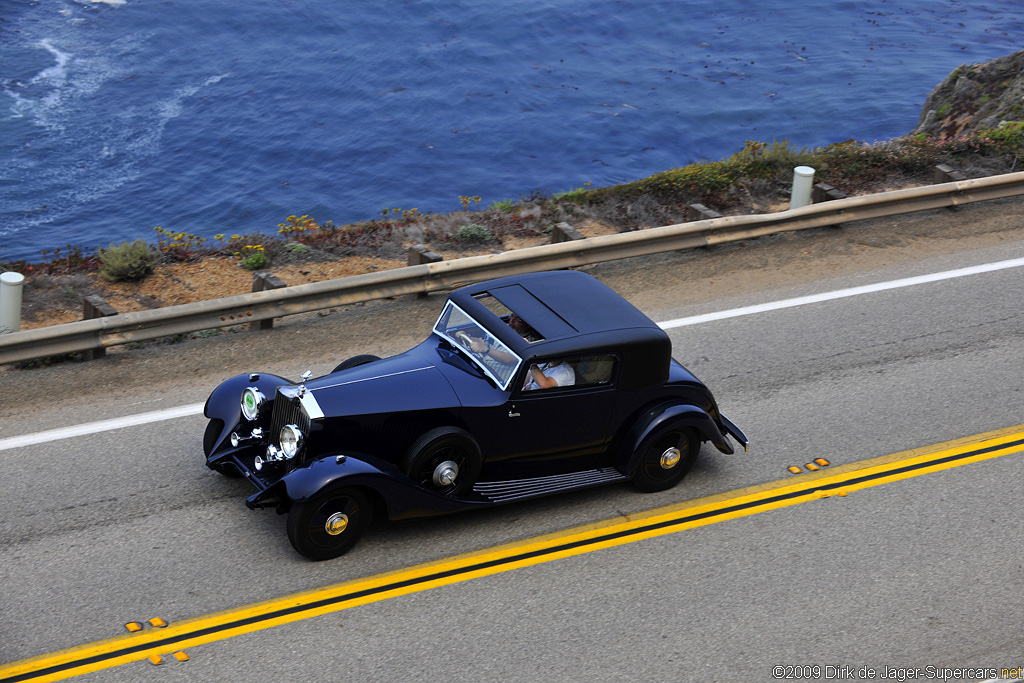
[632,427,698,493]
[402,426,482,498]
[286,487,373,561]
[331,354,381,374]
[204,419,242,478]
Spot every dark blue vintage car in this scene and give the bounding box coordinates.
[204,270,748,560]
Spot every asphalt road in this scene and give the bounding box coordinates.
[2,199,1024,682]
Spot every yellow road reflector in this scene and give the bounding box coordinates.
[814,458,830,467]
[172,652,189,662]
[787,466,802,474]
[146,655,163,666]
[805,462,820,471]
[124,623,142,633]
[148,618,167,628]
[3,423,1022,683]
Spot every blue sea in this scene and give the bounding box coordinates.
[1,0,1021,263]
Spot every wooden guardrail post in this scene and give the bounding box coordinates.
[685,204,724,249]
[813,183,847,203]
[82,295,117,361]
[812,183,848,228]
[684,204,722,222]
[251,271,286,330]
[934,164,967,183]
[408,244,442,298]
[550,223,584,244]
[408,244,442,266]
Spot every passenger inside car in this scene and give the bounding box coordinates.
[523,360,575,390]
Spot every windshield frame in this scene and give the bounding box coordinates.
[433,300,522,390]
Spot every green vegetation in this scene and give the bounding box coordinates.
[489,198,518,213]
[455,223,495,243]
[552,182,592,203]
[238,244,268,270]
[98,239,157,282]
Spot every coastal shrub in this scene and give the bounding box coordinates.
[727,140,813,177]
[459,195,482,210]
[99,239,156,282]
[489,198,518,213]
[456,223,494,242]
[978,121,1024,151]
[552,182,591,203]
[152,226,209,261]
[238,244,269,270]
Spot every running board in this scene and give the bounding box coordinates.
[473,467,629,503]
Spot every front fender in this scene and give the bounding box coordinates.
[620,402,733,473]
[253,453,482,520]
[204,372,290,455]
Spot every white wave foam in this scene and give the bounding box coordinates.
[34,40,73,102]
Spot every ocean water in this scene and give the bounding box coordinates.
[1,0,1021,263]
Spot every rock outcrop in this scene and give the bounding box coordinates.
[913,49,1024,139]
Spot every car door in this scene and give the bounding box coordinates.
[480,355,619,479]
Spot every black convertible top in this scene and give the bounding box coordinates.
[448,270,672,389]
[450,270,656,337]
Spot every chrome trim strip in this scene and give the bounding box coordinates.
[313,366,433,392]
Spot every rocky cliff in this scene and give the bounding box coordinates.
[913,49,1024,139]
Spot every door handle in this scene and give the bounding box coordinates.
[508,409,520,418]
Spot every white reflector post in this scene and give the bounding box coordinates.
[1,271,25,334]
[790,165,815,209]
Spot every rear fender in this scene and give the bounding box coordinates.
[204,372,290,455]
[620,402,733,474]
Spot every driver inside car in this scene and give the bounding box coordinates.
[463,311,541,363]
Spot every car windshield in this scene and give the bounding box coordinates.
[434,301,521,389]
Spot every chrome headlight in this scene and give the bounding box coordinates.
[240,387,266,421]
[279,424,304,459]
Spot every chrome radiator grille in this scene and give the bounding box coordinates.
[270,389,311,447]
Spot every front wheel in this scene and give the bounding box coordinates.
[286,487,373,561]
[632,427,698,493]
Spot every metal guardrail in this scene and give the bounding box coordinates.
[3,171,1024,365]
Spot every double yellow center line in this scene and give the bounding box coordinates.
[4,424,1023,682]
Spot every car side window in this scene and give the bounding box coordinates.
[521,355,617,392]
[573,355,617,387]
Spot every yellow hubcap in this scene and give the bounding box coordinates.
[659,446,681,470]
[325,512,349,536]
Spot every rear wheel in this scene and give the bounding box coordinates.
[402,427,482,498]
[287,487,373,561]
[331,354,381,374]
[632,427,698,493]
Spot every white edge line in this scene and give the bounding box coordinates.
[5,256,1024,452]
[659,256,1024,329]
[0,403,205,452]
